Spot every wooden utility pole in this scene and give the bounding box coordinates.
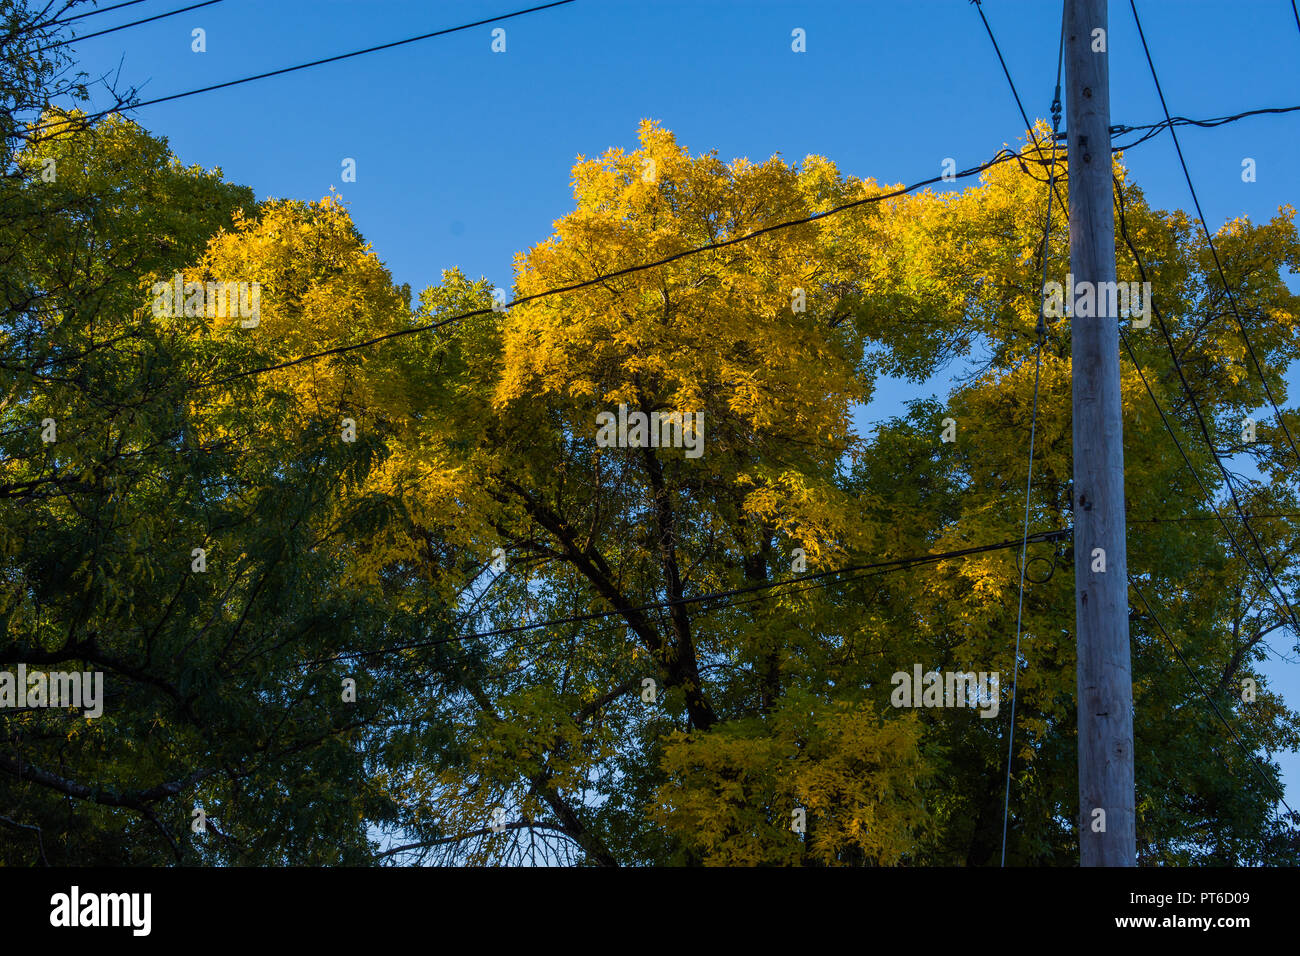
[1066,0,1136,866]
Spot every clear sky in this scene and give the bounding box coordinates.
[61,0,1300,812]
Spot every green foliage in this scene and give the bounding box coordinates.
[0,108,448,864]
[1,35,1295,864]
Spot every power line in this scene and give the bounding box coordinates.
[1111,170,1300,664]
[1119,324,1275,603]
[1000,1,1064,869]
[1113,176,1300,644]
[1130,576,1293,815]
[15,29,1298,655]
[311,529,1071,665]
[1132,512,1300,524]
[1119,322,1297,665]
[21,141,1044,381]
[292,533,999,697]
[20,101,1290,387]
[26,0,576,138]
[392,541,973,696]
[37,0,224,51]
[3,0,1294,863]
[971,0,1068,216]
[338,530,1075,663]
[1129,0,1300,471]
[37,0,149,29]
[197,143,1053,389]
[1107,104,1300,150]
[176,101,1297,390]
[325,528,1068,711]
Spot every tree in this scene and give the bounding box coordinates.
[0,107,443,863]
[359,120,1299,866]
[3,46,1295,862]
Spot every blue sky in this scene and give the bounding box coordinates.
[62,0,1300,816]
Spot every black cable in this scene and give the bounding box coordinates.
[1132,512,1300,524]
[971,0,1068,217]
[26,0,576,138]
[295,536,983,696]
[996,1,1064,867]
[24,102,1289,385]
[37,0,223,51]
[1018,73,1299,823]
[15,143,1027,380]
[1114,176,1300,641]
[196,144,1043,389]
[327,532,1062,711]
[343,524,1074,757]
[37,0,149,29]
[400,544,960,693]
[1129,0,1300,471]
[311,529,1071,664]
[164,99,1297,390]
[1108,104,1300,141]
[1120,323,1295,667]
[1130,576,1294,814]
